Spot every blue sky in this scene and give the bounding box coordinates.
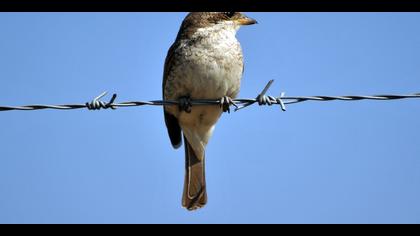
[0,13,419,223]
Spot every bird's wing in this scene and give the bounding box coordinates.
[162,41,182,149]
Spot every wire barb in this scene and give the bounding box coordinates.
[86,92,117,110]
[1,80,420,112]
[235,80,276,111]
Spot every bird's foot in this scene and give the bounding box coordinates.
[219,96,238,113]
[178,96,192,113]
[257,94,276,106]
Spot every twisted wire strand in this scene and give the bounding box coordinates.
[1,80,419,112]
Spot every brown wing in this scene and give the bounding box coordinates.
[162,41,182,149]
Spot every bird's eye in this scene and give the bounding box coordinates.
[225,12,236,18]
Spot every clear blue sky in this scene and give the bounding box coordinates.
[0,13,419,224]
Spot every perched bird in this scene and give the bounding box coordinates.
[162,12,256,211]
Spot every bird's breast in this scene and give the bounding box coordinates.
[167,37,243,100]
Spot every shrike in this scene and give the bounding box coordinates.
[162,12,256,211]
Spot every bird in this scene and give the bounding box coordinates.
[162,12,257,211]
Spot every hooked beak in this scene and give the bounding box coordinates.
[236,15,257,26]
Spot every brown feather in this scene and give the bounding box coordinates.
[162,41,182,148]
[182,135,207,211]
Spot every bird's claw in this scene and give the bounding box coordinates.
[257,95,276,106]
[179,96,192,113]
[219,96,237,113]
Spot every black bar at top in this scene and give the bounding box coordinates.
[0,1,419,12]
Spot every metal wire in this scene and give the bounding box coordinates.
[1,80,419,112]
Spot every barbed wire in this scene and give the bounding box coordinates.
[1,80,419,112]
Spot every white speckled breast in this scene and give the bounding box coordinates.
[165,28,243,100]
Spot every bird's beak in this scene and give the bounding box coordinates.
[236,15,257,26]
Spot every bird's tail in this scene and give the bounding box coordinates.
[182,135,207,211]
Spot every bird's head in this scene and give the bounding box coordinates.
[176,12,257,40]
